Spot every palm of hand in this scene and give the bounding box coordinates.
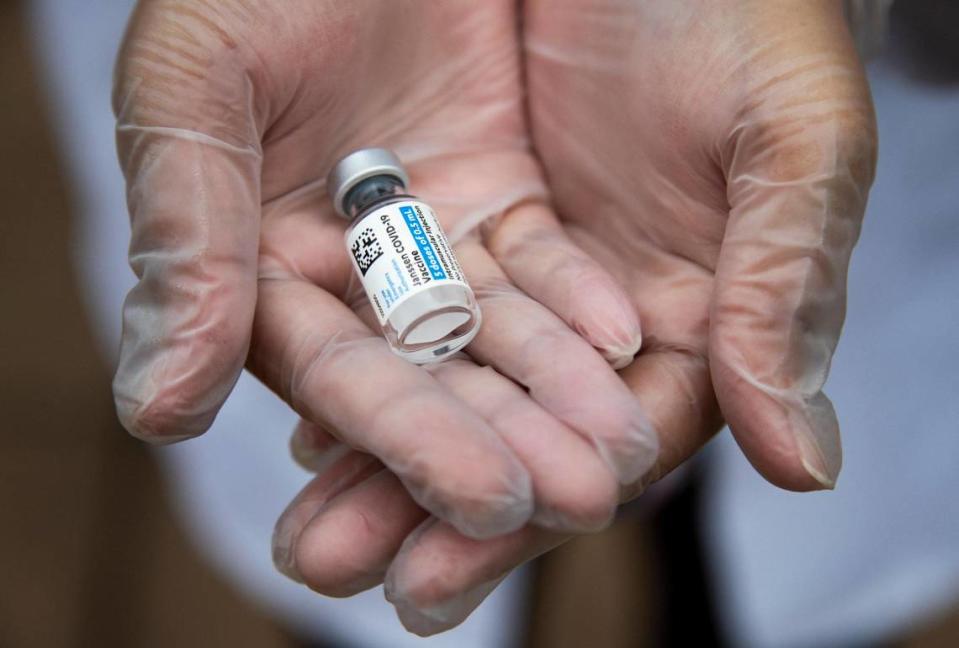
[527,0,876,487]
[255,0,539,263]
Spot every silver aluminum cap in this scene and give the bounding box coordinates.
[327,147,409,218]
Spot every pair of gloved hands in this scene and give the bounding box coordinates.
[112,0,876,635]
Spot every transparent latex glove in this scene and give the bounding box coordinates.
[112,1,658,540]
[272,0,877,635]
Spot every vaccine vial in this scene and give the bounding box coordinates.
[327,148,482,364]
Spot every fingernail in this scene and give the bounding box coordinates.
[600,331,642,370]
[799,448,835,489]
[573,293,642,370]
[290,425,348,473]
[386,576,504,637]
[531,504,613,534]
[115,390,201,444]
[426,490,533,541]
[406,463,533,540]
[792,393,842,489]
[271,510,304,583]
[599,289,642,369]
[593,400,659,486]
[463,487,534,541]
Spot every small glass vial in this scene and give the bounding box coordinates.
[327,148,482,364]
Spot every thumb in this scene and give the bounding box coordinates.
[709,7,878,490]
[111,4,264,442]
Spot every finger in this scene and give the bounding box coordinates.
[289,357,619,597]
[458,241,659,485]
[710,11,877,490]
[294,470,428,597]
[289,419,353,474]
[485,202,642,368]
[342,251,620,531]
[429,359,618,532]
[272,450,382,583]
[384,345,721,635]
[385,520,562,637]
[249,277,533,539]
[111,16,263,442]
[346,274,620,531]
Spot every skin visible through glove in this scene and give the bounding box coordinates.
[110,0,877,636]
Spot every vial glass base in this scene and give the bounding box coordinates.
[381,284,481,364]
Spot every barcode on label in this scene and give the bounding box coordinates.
[351,226,383,275]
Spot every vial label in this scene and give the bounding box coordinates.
[346,199,468,325]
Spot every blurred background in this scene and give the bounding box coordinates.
[1,1,957,647]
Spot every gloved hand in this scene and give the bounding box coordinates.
[111,1,660,540]
[270,0,878,635]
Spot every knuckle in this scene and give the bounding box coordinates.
[732,75,878,191]
[113,2,263,148]
[419,454,517,511]
[118,2,247,84]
